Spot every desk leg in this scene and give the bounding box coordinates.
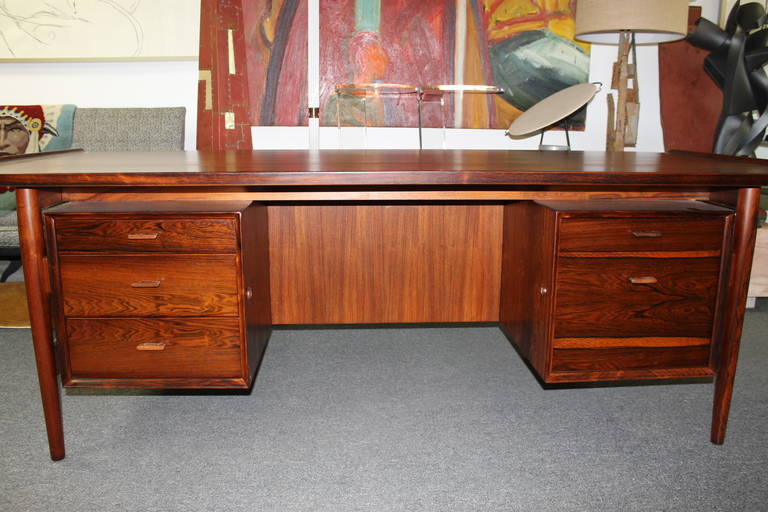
[712,187,760,444]
[17,188,65,461]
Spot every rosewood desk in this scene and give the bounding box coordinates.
[2,149,768,461]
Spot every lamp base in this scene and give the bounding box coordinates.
[606,31,640,151]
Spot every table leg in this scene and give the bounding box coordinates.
[711,187,760,444]
[16,188,65,460]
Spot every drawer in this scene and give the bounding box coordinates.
[551,345,711,374]
[52,217,239,253]
[66,317,243,379]
[59,254,240,317]
[554,257,720,339]
[557,217,726,253]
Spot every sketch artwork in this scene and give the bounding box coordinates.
[0,0,199,60]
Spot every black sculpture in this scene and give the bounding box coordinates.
[689,0,768,156]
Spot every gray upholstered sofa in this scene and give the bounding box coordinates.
[0,209,18,281]
[0,107,186,281]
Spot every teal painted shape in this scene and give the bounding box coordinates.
[355,0,381,33]
[44,104,76,152]
[490,30,589,112]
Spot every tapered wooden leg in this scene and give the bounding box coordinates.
[712,187,761,444]
[16,188,65,460]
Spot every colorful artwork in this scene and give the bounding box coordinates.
[320,0,452,128]
[0,105,75,155]
[243,0,309,126]
[321,0,589,129]
[243,0,589,129]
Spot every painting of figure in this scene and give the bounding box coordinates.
[0,105,74,155]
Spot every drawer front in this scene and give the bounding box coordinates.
[551,345,711,373]
[66,317,243,379]
[60,254,240,317]
[554,257,720,339]
[558,217,725,253]
[52,217,238,253]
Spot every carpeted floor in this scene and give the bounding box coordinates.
[2,309,768,511]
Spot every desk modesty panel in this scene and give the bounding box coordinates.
[2,149,768,460]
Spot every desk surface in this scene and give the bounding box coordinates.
[2,150,768,188]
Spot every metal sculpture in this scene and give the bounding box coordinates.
[689,0,768,156]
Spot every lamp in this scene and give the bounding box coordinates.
[575,0,688,151]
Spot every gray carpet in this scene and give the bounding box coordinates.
[2,313,768,511]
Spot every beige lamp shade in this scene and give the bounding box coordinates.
[575,0,689,44]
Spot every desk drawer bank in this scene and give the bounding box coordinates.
[44,201,271,389]
[501,200,734,384]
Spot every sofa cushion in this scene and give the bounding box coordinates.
[0,192,15,211]
[0,211,19,248]
[71,107,185,151]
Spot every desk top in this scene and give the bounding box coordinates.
[2,150,768,188]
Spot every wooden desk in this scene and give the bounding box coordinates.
[2,149,767,460]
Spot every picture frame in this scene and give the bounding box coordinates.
[0,1,200,61]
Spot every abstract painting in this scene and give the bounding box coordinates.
[243,0,309,126]
[243,0,589,129]
[320,0,589,129]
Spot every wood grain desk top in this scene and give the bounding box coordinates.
[6,148,768,458]
[2,150,768,188]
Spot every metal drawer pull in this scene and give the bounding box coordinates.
[136,342,167,351]
[127,233,159,240]
[629,276,658,285]
[631,230,662,238]
[130,280,161,288]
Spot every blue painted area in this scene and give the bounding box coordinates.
[490,30,589,112]
[355,0,381,33]
[45,104,76,151]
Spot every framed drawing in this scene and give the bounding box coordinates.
[0,0,200,61]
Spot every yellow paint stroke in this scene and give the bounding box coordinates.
[483,0,584,47]
[260,0,285,45]
[463,4,490,128]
